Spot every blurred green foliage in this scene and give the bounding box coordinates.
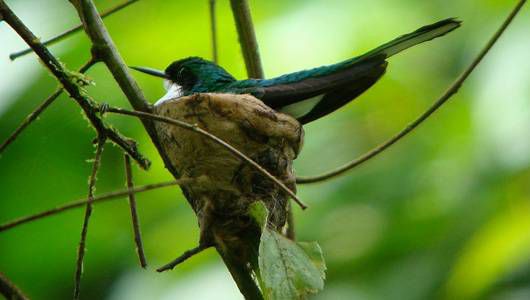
[1,0,529,299]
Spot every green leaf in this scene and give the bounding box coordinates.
[248,201,326,299]
[259,229,326,299]
[249,201,268,229]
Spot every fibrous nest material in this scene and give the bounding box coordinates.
[154,93,304,250]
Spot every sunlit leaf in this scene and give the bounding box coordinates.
[259,230,325,299]
[297,241,326,280]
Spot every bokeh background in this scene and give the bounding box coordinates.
[1,0,529,299]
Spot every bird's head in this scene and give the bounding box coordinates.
[131,57,236,105]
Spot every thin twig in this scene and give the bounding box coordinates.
[209,0,218,63]
[9,0,138,60]
[0,59,96,154]
[0,180,191,233]
[0,1,150,169]
[0,272,29,300]
[103,106,308,210]
[296,0,527,184]
[229,0,264,79]
[74,136,105,300]
[124,154,147,268]
[157,244,210,272]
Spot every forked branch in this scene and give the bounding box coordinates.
[0,1,150,169]
[69,0,150,113]
[1,0,526,299]
[69,0,182,180]
[0,59,96,154]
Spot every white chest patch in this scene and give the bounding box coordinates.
[279,94,323,119]
[155,82,184,106]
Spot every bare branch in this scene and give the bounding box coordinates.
[0,272,28,300]
[74,136,105,300]
[157,244,210,272]
[124,154,147,268]
[102,106,308,209]
[0,59,96,154]
[229,0,264,79]
[0,180,192,233]
[209,0,219,63]
[296,0,527,184]
[9,0,138,60]
[0,1,150,169]
[70,0,181,179]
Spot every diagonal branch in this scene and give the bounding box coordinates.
[229,0,264,79]
[74,135,105,300]
[0,1,150,169]
[9,0,138,60]
[0,179,192,233]
[124,154,147,268]
[157,244,210,272]
[0,59,96,154]
[296,0,527,184]
[102,106,308,209]
[1,89,62,154]
[0,272,28,300]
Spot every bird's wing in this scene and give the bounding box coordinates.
[257,57,387,124]
[234,18,460,124]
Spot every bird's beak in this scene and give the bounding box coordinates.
[129,66,168,79]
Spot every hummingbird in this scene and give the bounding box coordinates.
[132,18,460,124]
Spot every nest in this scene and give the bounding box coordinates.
[154,93,304,249]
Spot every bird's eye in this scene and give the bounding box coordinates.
[177,68,185,80]
[163,79,172,91]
